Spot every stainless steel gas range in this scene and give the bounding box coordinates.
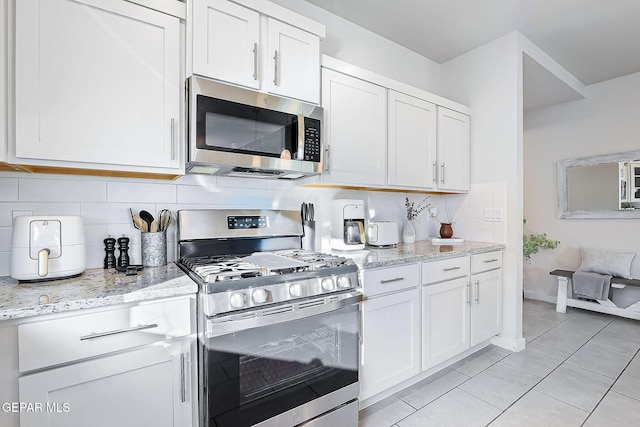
[177,209,362,427]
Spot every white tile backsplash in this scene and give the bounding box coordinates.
[107,181,176,203]
[20,178,106,202]
[0,172,508,276]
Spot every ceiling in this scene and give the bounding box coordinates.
[305,0,640,87]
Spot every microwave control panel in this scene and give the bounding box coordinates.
[303,118,321,162]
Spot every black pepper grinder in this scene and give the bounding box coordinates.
[103,236,117,269]
[117,236,130,268]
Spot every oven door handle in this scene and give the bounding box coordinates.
[206,292,362,338]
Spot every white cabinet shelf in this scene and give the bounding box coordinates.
[13,0,183,176]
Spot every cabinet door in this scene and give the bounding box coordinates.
[15,0,181,170]
[266,18,320,104]
[0,0,6,163]
[388,91,437,188]
[422,277,470,370]
[192,0,260,89]
[360,289,420,401]
[19,340,193,427]
[470,269,502,346]
[437,107,470,192]
[321,69,387,186]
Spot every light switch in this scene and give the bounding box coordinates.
[484,208,504,222]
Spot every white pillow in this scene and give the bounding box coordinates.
[578,248,635,279]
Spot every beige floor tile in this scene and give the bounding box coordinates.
[611,363,640,400]
[458,361,541,410]
[566,342,633,378]
[533,325,595,354]
[359,395,415,427]
[590,327,640,354]
[555,313,611,335]
[606,317,640,337]
[490,390,588,427]
[501,341,570,377]
[396,369,469,410]
[397,388,501,427]
[534,363,614,412]
[453,346,510,377]
[583,391,640,427]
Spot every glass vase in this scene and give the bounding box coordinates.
[402,219,416,243]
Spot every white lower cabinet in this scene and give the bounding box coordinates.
[470,252,503,346]
[16,296,196,427]
[19,340,192,427]
[422,276,470,369]
[360,264,420,401]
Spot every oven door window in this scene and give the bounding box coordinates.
[196,95,298,159]
[203,303,359,427]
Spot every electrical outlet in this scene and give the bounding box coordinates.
[484,208,503,222]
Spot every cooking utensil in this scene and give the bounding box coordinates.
[139,210,154,231]
[158,209,172,232]
[300,203,314,221]
[132,214,147,232]
[150,220,158,233]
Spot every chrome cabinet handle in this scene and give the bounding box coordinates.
[466,282,471,305]
[324,146,330,173]
[433,162,437,184]
[180,353,187,403]
[441,163,446,184]
[80,323,159,341]
[475,280,480,303]
[380,277,404,284]
[484,259,499,263]
[273,50,279,86]
[443,266,461,272]
[170,118,176,160]
[252,43,258,81]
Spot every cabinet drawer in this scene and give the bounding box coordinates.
[362,264,419,297]
[471,251,503,274]
[421,256,470,285]
[18,296,193,372]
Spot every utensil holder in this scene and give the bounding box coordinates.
[302,220,316,251]
[141,231,167,267]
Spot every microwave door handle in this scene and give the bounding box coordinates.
[324,145,330,173]
[297,114,305,160]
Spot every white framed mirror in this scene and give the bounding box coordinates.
[557,150,640,218]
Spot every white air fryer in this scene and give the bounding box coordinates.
[11,215,86,281]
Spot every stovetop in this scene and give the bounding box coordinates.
[181,250,354,284]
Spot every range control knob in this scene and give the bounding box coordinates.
[337,276,352,289]
[252,288,269,304]
[229,292,247,309]
[289,283,304,297]
[321,278,335,291]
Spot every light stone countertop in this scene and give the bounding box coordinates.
[0,263,198,321]
[343,240,506,269]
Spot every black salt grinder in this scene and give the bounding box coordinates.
[117,236,130,268]
[104,236,117,269]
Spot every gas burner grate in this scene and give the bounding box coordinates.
[272,250,353,269]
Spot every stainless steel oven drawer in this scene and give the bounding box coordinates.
[18,296,193,372]
[301,400,358,426]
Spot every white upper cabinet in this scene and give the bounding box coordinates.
[14,0,182,174]
[321,69,387,186]
[192,0,260,90]
[437,107,470,192]
[388,90,437,189]
[0,0,7,164]
[191,0,322,104]
[266,18,320,104]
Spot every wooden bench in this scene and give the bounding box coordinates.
[550,269,640,320]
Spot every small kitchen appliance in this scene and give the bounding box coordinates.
[11,215,85,281]
[176,209,361,427]
[330,199,366,251]
[367,221,399,247]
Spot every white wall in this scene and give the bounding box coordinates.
[268,0,441,93]
[439,32,525,351]
[524,71,640,302]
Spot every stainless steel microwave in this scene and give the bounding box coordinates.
[186,77,323,179]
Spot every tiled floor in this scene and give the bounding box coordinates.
[358,299,640,426]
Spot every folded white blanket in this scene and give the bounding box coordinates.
[573,270,611,300]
